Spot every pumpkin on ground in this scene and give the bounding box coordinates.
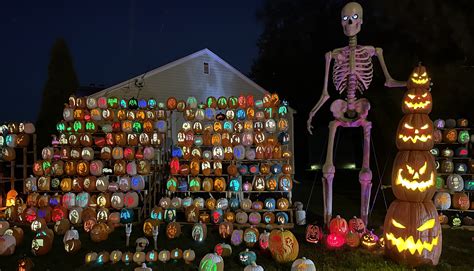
[199,253,224,271]
[383,200,442,267]
[291,257,316,271]
[268,229,299,263]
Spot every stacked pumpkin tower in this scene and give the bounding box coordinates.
[383,65,442,267]
[21,96,163,246]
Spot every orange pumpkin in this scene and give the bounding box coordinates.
[396,114,433,151]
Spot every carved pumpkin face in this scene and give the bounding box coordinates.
[392,151,436,201]
[384,200,441,266]
[402,88,432,114]
[407,65,430,89]
[360,231,378,249]
[348,216,366,237]
[396,114,433,150]
[305,224,323,244]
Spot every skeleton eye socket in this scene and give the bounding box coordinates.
[420,124,429,130]
[417,219,435,231]
[342,16,349,21]
[421,72,427,76]
[352,14,358,19]
[407,94,415,99]
[392,219,406,229]
[404,123,414,129]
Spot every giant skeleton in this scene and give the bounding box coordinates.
[307,2,405,225]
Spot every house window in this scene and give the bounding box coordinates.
[203,62,209,74]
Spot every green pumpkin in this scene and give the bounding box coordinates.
[239,249,257,266]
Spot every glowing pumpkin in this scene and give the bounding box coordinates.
[406,64,431,90]
[383,200,441,267]
[268,229,299,263]
[396,114,433,151]
[392,151,436,201]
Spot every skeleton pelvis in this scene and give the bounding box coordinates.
[330,98,370,121]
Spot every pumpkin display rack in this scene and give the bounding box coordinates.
[432,119,474,228]
[0,122,37,197]
[161,94,295,229]
[12,96,171,228]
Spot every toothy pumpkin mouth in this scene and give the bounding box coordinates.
[411,78,429,85]
[386,233,439,254]
[396,170,434,192]
[398,134,432,143]
[404,100,431,110]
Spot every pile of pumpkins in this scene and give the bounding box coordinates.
[84,247,196,266]
[0,122,35,161]
[305,215,383,250]
[150,196,291,227]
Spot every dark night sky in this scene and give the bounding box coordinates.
[0,0,263,122]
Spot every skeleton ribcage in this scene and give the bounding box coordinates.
[332,47,373,94]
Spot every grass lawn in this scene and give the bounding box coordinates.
[1,171,473,270]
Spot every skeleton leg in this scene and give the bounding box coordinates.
[359,120,373,225]
[322,120,341,225]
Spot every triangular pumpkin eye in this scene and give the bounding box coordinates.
[419,162,427,175]
[413,73,418,77]
[391,219,406,229]
[417,219,435,231]
[404,123,414,129]
[406,165,415,175]
[421,72,427,76]
[407,94,415,99]
[422,93,428,98]
[421,124,429,130]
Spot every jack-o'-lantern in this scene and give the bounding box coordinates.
[396,114,434,151]
[329,215,348,236]
[305,224,323,244]
[326,233,345,249]
[90,223,110,242]
[214,177,226,191]
[360,231,378,249]
[236,211,248,224]
[231,229,244,246]
[383,200,441,267]
[407,64,431,90]
[452,192,470,210]
[348,216,366,237]
[31,229,54,256]
[4,226,23,246]
[392,151,436,202]
[268,229,299,263]
[402,88,432,114]
[166,222,181,239]
[224,211,235,223]
[191,222,207,242]
[218,221,233,239]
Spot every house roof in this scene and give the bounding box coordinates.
[91,48,269,98]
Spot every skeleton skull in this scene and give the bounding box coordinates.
[341,2,363,37]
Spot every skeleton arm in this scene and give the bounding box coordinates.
[374,47,406,88]
[307,51,333,135]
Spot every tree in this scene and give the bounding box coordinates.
[36,38,79,149]
[251,0,474,179]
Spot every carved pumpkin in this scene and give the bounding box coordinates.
[396,114,434,151]
[291,257,316,271]
[305,224,323,244]
[407,64,431,90]
[433,192,451,210]
[452,192,470,210]
[31,229,54,256]
[402,88,432,114]
[329,215,348,236]
[392,151,436,201]
[269,229,299,263]
[346,231,361,248]
[360,231,378,250]
[166,222,181,239]
[218,221,233,239]
[383,200,441,267]
[348,216,366,237]
[199,253,224,271]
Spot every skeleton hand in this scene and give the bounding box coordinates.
[384,78,406,88]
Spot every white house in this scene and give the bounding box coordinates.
[90,48,295,166]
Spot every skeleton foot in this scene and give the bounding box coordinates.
[359,168,372,225]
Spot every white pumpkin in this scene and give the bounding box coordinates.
[63,227,80,244]
[134,263,152,271]
[244,262,265,271]
[0,235,16,256]
[291,257,316,271]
